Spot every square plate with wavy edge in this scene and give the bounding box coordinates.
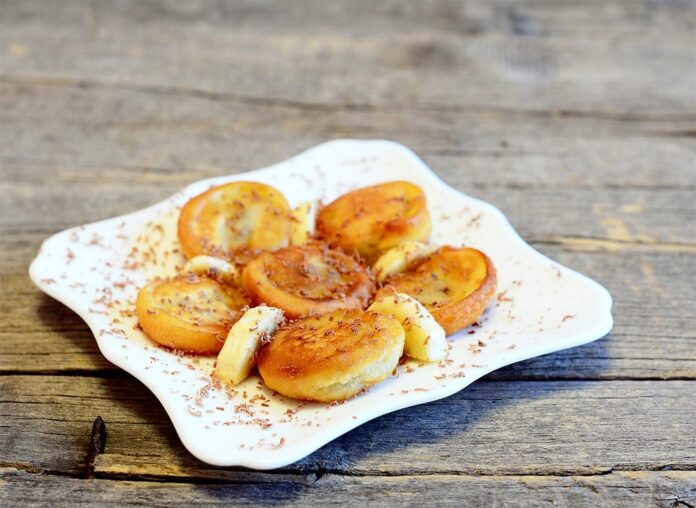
[29,139,613,469]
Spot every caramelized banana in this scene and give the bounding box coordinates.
[316,181,431,263]
[178,181,291,261]
[214,305,285,386]
[380,246,497,335]
[257,309,405,402]
[184,255,240,286]
[241,243,374,318]
[369,290,446,362]
[372,241,437,282]
[136,275,250,354]
[290,200,320,246]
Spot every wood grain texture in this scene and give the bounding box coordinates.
[2,80,695,191]
[2,468,695,507]
[2,376,695,478]
[1,0,694,504]
[2,0,695,117]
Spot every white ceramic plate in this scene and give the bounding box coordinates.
[30,139,612,469]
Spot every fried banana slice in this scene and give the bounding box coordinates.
[241,243,374,319]
[290,200,320,246]
[184,255,240,286]
[214,306,285,386]
[178,181,291,261]
[380,246,497,336]
[257,309,405,402]
[316,181,431,263]
[369,290,446,362]
[372,241,437,282]
[136,275,250,354]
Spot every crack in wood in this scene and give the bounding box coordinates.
[460,181,696,192]
[0,461,44,474]
[2,462,694,484]
[3,73,694,123]
[4,161,695,192]
[529,235,696,253]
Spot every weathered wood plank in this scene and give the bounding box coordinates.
[4,244,694,379]
[2,376,694,478]
[2,0,695,117]
[2,468,695,507]
[1,85,694,244]
[2,80,695,191]
[4,0,694,40]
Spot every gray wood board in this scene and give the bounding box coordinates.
[2,80,695,191]
[1,0,695,117]
[2,468,695,507]
[1,0,695,504]
[2,375,694,478]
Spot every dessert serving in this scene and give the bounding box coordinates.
[135,180,497,402]
[30,139,612,467]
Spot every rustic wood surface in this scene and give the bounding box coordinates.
[1,0,694,505]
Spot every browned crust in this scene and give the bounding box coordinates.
[241,243,375,319]
[316,180,432,264]
[136,276,249,354]
[177,181,291,260]
[257,309,404,401]
[430,251,496,335]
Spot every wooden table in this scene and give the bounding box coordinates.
[2,0,695,505]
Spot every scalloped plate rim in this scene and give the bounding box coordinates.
[29,138,613,469]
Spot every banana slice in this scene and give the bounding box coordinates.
[369,290,446,362]
[372,241,437,282]
[214,306,285,386]
[290,200,320,246]
[184,255,240,286]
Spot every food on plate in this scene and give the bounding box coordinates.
[178,181,292,262]
[257,309,405,402]
[136,275,250,354]
[372,241,438,283]
[290,200,320,246]
[369,290,446,362]
[241,243,374,319]
[134,178,499,402]
[379,246,496,335]
[184,255,240,286]
[214,306,285,386]
[316,181,431,263]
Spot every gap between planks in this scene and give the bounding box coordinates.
[3,468,695,507]
[3,460,695,485]
[529,236,696,254]
[3,378,695,490]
